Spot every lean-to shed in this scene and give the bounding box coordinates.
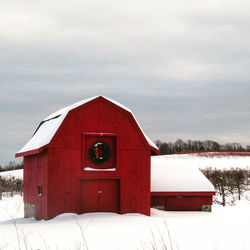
[16,96,159,220]
[151,156,215,211]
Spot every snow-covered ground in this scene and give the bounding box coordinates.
[0,195,250,250]
[1,154,250,249]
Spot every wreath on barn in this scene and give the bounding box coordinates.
[88,141,111,164]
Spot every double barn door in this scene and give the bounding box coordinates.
[79,179,120,213]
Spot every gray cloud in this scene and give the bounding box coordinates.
[0,0,250,164]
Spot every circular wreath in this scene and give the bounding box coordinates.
[88,141,111,164]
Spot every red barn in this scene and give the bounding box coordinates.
[151,156,215,211]
[16,96,159,220]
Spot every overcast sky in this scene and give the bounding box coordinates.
[1,0,250,165]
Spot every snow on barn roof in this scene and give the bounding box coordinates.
[151,156,215,192]
[16,96,158,156]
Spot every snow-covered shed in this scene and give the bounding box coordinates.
[16,96,159,220]
[151,156,215,211]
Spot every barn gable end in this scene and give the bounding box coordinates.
[16,96,159,220]
[16,96,159,157]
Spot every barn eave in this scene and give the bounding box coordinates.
[15,145,48,158]
[151,191,216,196]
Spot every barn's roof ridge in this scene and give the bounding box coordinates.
[151,156,215,192]
[16,96,158,156]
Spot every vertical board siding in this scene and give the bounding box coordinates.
[47,149,80,219]
[23,150,47,219]
[151,195,213,211]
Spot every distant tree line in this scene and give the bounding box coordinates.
[155,139,250,155]
[201,168,250,206]
[0,161,23,172]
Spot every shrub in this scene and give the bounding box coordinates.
[201,168,250,205]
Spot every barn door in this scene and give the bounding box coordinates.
[79,179,120,213]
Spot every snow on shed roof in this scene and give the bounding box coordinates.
[151,156,215,192]
[16,96,158,156]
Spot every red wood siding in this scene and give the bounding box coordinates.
[23,150,47,219]
[151,192,214,211]
[165,197,206,211]
[47,149,80,219]
[119,150,151,215]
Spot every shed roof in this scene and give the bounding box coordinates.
[151,156,215,192]
[16,96,159,157]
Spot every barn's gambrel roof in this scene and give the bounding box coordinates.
[16,96,159,157]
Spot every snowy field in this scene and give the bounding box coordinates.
[1,154,250,249]
[0,195,250,250]
[153,154,250,170]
